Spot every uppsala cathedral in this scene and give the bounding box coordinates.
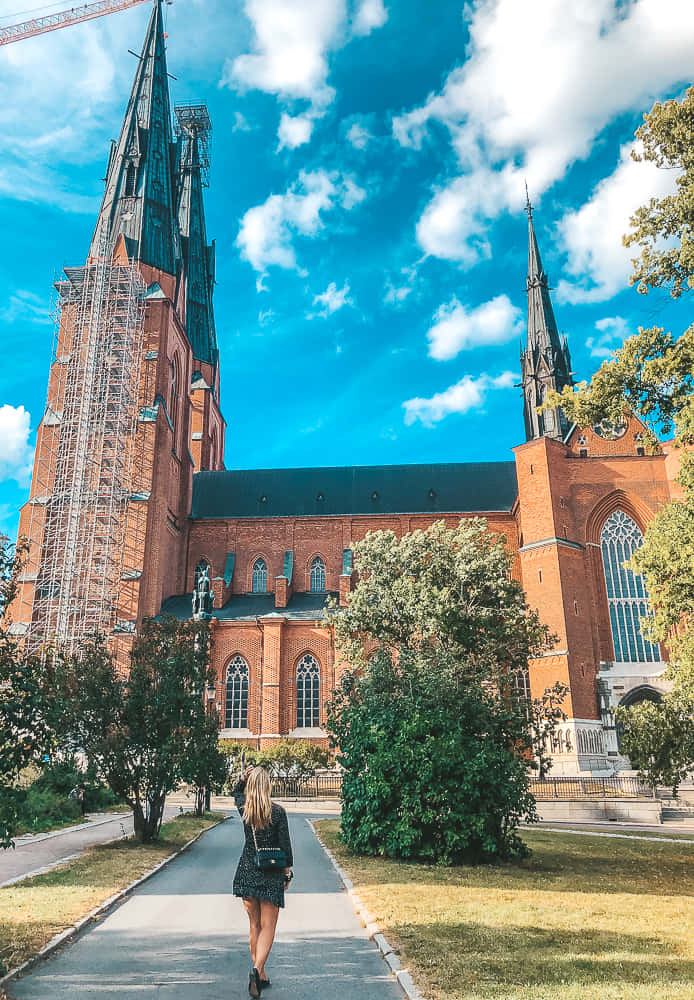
[12,2,684,775]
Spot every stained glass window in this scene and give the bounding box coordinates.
[225,656,249,729]
[600,510,660,663]
[252,559,267,593]
[296,653,320,728]
[310,556,326,593]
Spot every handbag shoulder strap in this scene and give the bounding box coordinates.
[251,825,259,851]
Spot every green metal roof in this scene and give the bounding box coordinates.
[159,591,334,622]
[191,461,518,520]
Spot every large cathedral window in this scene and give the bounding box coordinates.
[310,556,326,593]
[600,510,660,663]
[252,558,267,593]
[225,655,249,729]
[296,653,320,728]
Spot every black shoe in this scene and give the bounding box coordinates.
[248,968,261,998]
[260,978,271,990]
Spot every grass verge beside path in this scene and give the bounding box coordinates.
[0,811,225,981]
[316,819,694,1000]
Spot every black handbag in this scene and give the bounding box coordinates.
[252,826,287,872]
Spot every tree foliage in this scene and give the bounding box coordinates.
[616,696,694,796]
[543,88,694,702]
[219,737,330,782]
[55,618,218,842]
[326,520,561,864]
[0,536,55,848]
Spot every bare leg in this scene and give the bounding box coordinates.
[255,900,280,980]
[242,897,262,967]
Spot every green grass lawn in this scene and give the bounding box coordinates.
[0,811,225,981]
[316,819,694,1000]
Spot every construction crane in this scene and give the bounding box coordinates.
[0,0,154,47]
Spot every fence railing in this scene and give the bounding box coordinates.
[530,776,652,800]
[269,774,654,801]
[270,774,343,799]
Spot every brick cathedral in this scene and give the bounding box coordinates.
[13,2,683,774]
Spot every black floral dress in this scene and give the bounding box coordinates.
[232,779,294,908]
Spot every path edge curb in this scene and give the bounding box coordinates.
[0,815,228,993]
[307,819,425,1000]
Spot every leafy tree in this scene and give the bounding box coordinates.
[180,710,227,817]
[543,89,694,700]
[615,696,694,796]
[329,647,537,864]
[326,520,561,864]
[219,738,331,785]
[0,536,54,849]
[55,618,214,842]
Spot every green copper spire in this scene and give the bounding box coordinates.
[89,0,179,273]
[175,104,217,366]
[520,194,573,441]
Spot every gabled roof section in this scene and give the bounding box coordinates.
[175,104,217,366]
[89,0,178,273]
[191,461,519,520]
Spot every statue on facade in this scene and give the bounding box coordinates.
[192,565,213,620]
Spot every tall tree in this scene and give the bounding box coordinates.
[56,618,215,842]
[326,520,565,864]
[0,536,54,849]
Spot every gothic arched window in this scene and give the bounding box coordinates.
[296,653,320,728]
[225,655,249,729]
[252,558,267,594]
[600,510,660,664]
[310,556,326,593]
[170,356,180,436]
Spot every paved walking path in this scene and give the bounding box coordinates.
[0,808,179,887]
[9,810,402,1000]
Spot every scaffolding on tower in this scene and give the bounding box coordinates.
[23,227,146,657]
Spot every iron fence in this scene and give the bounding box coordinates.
[270,774,343,799]
[530,776,652,800]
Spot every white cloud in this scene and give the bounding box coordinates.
[393,0,694,266]
[384,282,411,305]
[237,169,367,273]
[0,404,34,485]
[0,289,51,326]
[556,143,677,304]
[311,281,354,317]
[403,372,515,427]
[346,121,372,150]
[277,112,315,149]
[586,316,630,358]
[426,294,523,361]
[353,0,388,36]
[232,112,252,132]
[225,0,344,107]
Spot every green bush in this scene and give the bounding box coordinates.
[18,787,80,833]
[33,758,120,812]
[329,650,536,865]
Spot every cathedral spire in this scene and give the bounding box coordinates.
[89,0,179,273]
[175,104,217,367]
[520,195,573,442]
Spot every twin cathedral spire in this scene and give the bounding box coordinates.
[89,0,217,366]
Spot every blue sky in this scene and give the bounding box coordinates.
[1,0,694,539]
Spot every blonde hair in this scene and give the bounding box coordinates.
[242,766,273,830]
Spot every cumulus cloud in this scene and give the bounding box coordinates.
[426,294,523,361]
[556,143,677,304]
[0,404,34,485]
[277,112,315,149]
[225,0,387,148]
[586,316,631,358]
[311,281,354,317]
[403,372,515,427]
[393,0,694,266]
[346,120,372,150]
[353,0,388,36]
[237,169,367,273]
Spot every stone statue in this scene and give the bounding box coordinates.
[192,565,213,620]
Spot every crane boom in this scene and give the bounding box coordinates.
[0,0,151,47]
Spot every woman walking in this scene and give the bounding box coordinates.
[233,766,294,997]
